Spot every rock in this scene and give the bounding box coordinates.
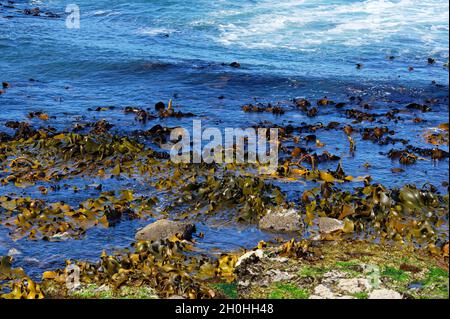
[368,289,402,299]
[294,98,311,109]
[229,62,241,68]
[318,217,344,234]
[23,8,41,16]
[321,270,348,285]
[5,121,36,139]
[154,101,166,113]
[2,82,10,89]
[135,219,196,241]
[235,249,264,268]
[267,269,294,282]
[337,278,370,294]
[269,256,289,264]
[310,284,334,299]
[259,208,302,232]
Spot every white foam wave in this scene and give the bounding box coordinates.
[211,0,449,54]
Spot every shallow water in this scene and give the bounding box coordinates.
[0,0,449,278]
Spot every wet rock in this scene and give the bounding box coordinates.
[368,289,402,299]
[317,98,334,106]
[356,63,363,69]
[23,7,40,16]
[124,106,156,122]
[44,12,61,18]
[318,217,344,234]
[427,58,435,65]
[345,109,376,122]
[135,219,196,241]
[259,208,302,232]
[406,103,431,112]
[343,125,353,136]
[5,121,36,139]
[307,107,318,117]
[154,101,166,113]
[2,82,10,89]
[388,149,418,164]
[242,103,285,115]
[294,98,311,110]
[229,62,241,68]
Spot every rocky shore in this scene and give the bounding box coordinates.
[0,81,448,299]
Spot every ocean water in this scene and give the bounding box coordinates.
[0,0,449,278]
[1,0,448,125]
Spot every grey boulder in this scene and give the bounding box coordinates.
[259,208,303,232]
[135,219,196,241]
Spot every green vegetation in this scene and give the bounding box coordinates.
[211,283,238,299]
[268,284,309,299]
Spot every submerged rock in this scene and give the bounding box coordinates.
[259,208,302,232]
[135,219,196,241]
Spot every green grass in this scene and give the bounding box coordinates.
[212,283,238,299]
[423,267,449,298]
[71,284,114,299]
[298,266,328,278]
[382,266,410,282]
[334,260,362,277]
[268,283,309,299]
[70,284,158,299]
[353,292,369,299]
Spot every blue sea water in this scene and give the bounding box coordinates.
[0,0,448,127]
[0,0,449,278]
